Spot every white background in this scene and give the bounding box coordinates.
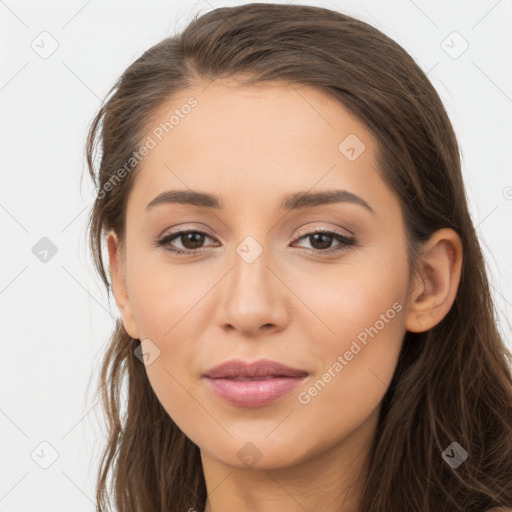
[1,0,511,510]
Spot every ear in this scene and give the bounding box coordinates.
[405,228,463,333]
[106,230,140,339]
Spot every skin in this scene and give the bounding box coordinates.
[107,78,463,512]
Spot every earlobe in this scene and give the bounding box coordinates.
[404,228,463,333]
[106,230,140,339]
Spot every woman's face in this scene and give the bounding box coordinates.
[109,79,413,471]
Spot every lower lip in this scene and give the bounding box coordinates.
[204,376,307,407]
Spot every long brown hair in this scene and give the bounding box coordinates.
[85,3,512,511]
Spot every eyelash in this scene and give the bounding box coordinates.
[153,227,356,257]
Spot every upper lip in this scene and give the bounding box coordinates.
[203,358,309,379]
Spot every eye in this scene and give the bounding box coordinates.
[153,227,356,256]
[154,229,216,255]
[291,229,356,255]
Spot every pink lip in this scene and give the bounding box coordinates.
[202,358,309,408]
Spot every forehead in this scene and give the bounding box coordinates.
[126,79,394,218]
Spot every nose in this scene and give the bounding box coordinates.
[215,247,290,337]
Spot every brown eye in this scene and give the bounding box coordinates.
[308,232,335,250]
[155,229,216,254]
[292,230,356,255]
[179,231,207,250]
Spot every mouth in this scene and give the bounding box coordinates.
[202,358,309,407]
[204,375,308,407]
[219,376,294,380]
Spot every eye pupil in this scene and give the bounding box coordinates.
[310,233,332,250]
[182,232,205,249]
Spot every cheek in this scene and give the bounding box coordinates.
[287,282,405,462]
[143,354,209,443]
[290,255,407,362]
[127,249,213,340]
[126,253,213,431]
[291,244,408,410]
[298,290,405,411]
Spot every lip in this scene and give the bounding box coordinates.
[203,358,309,408]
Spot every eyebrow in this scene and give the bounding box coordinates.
[145,189,375,214]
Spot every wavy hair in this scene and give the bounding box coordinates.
[84,3,512,511]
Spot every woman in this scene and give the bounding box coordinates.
[85,3,512,511]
